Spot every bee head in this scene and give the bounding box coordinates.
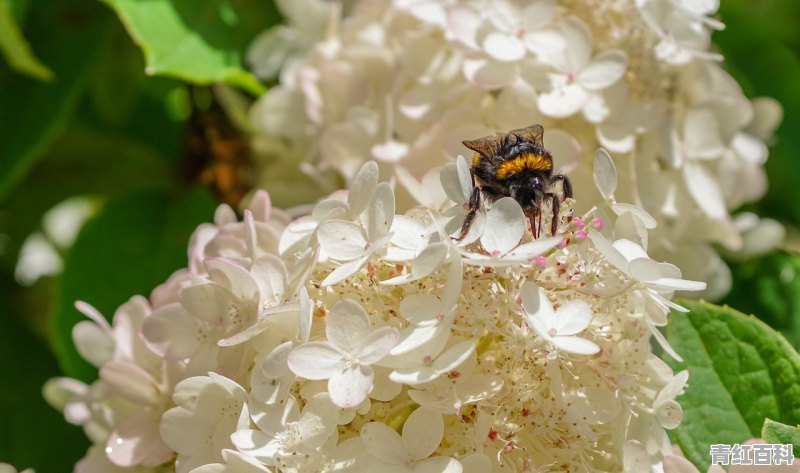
[510,177,545,209]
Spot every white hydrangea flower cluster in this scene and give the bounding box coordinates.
[247,0,782,299]
[47,150,705,473]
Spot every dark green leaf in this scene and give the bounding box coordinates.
[762,419,800,453]
[0,0,112,201]
[0,273,88,473]
[0,0,52,80]
[101,0,280,96]
[667,300,800,470]
[715,1,800,226]
[50,187,217,381]
[0,125,173,270]
[723,252,800,348]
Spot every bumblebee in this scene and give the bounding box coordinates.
[456,124,572,241]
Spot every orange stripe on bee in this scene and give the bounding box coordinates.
[472,152,481,167]
[496,153,552,179]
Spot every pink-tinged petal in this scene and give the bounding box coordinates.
[348,161,379,218]
[647,277,707,292]
[372,139,410,163]
[317,220,368,261]
[329,365,373,408]
[160,406,203,455]
[247,190,271,223]
[523,29,565,60]
[538,82,591,118]
[519,281,542,315]
[610,203,657,229]
[520,0,555,29]
[106,410,172,467]
[250,254,287,303]
[358,326,401,364]
[551,336,600,355]
[457,375,504,404]
[364,182,395,242]
[683,161,727,220]
[593,148,618,201]
[483,32,526,62]
[410,243,448,279]
[559,16,592,71]
[544,129,581,173]
[262,341,293,378]
[72,320,114,368]
[417,456,463,473]
[74,300,112,330]
[327,299,371,353]
[187,463,225,473]
[180,282,234,324]
[578,50,627,90]
[388,325,443,357]
[141,303,201,359]
[297,393,339,449]
[390,215,426,250]
[230,429,282,464]
[100,362,161,406]
[287,342,345,380]
[75,444,132,473]
[588,230,628,273]
[504,236,561,259]
[400,294,442,325]
[361,422,406,464]
[251,395,299,436]
[403,407,443,460]
[553,300,592,336]
[446,5,481,50]
[480,197,525,256]
[611,239,649,263]
[649,321,683,362]
[683,108,725,160]
[204,258,260,301]
[597,123,636,153]
[732,132,767,166]
[321,255,370,286]
[460,453,491,473]
[463,58,518,90]
[389,366,437,385]
[431,340,475,373]
[628,257,664,282]
[220,449,273,473]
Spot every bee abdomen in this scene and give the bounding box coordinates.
[496,153,552,180]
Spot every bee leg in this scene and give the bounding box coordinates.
[455,186,482,242]
[553,173,573,199]
[525,207,538,239]
[537,206,543,239]
[548,193,560,236]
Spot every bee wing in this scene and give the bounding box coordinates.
[509,124,545,148]
[462,135,500,163]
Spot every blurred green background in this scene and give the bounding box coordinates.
[0,0,798,471]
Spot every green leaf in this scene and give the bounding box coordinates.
[715,1,800,226]
[667,300,800,470]
[0,125,174,269]
[0,274,88,473]
[0,0,113,201]
[0,0,53,80]
[762,419,800,453]
[50,187,217,381]
[723,252,800,349]
[101,0,280,96]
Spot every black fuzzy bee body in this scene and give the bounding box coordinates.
[457,125,573,241]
